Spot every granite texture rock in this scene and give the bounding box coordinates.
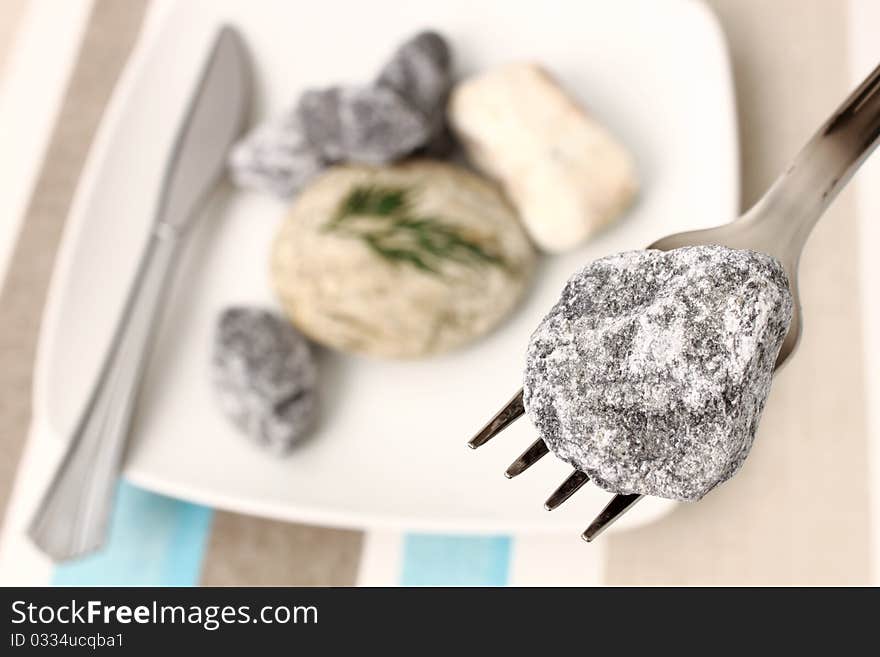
[212,307,318,454]
[229,31,454,198]
[523,246,793,501]
[227,113,325,199]
[297,85,430,165]
[376,30,452,152]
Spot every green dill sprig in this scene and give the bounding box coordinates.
[328,186,411,227]
[324,185,508,276]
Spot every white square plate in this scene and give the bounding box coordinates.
[35,0,737,534]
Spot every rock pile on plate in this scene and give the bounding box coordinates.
[219,29,653,458]
[523,246,793,500]
[229,31,452,198]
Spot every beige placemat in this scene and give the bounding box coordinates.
[605,0,870,585]
[201,514,361,586]
[0,0,149,526]
[0,0,869,585]
[0,0,28,78]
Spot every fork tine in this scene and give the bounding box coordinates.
[504,438,549,478]
[468,388,525,449]
[581,493,643,542]
[544,469,590,510]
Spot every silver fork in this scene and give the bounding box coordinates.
[469,61,880,542]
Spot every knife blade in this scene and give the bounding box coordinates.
[29,26,251,560]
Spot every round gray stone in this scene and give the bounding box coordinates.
[523,246,793,501]
[212,307,318,454]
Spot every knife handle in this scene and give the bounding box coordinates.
[29,228,181,561]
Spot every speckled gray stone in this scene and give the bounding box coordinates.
[227,113,325,199]
[523,246,793,501]
[297,85,430,165]
[376,30,452,151]
[212,307,318,454]
[229,31,454,196]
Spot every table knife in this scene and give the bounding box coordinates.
[29,25,252,561]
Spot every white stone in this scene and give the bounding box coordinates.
[448,63,639,252]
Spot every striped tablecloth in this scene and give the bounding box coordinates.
[0,0,877,586]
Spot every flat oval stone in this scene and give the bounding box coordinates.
[272,160,536,358]
[523,246,793,500]
[212,307,318,454]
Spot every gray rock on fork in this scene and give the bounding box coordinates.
[523,245,793,501]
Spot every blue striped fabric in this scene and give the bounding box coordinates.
[49,483,513,586]
[400,534,512,586]
[52,482,213,586]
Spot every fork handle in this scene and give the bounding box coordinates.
[752,62,880,258]
[28,228,182,561]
